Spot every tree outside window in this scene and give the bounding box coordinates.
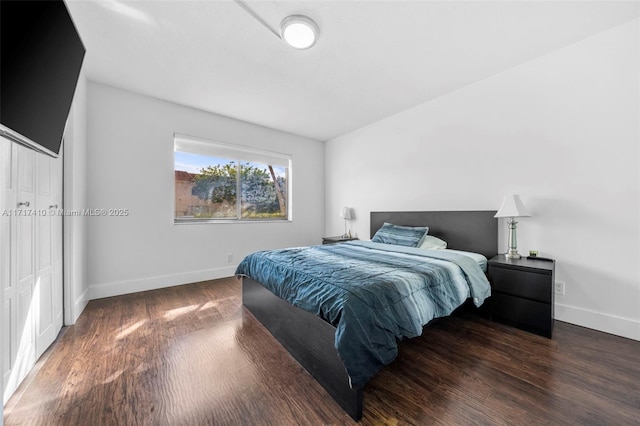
[174,135,291,222]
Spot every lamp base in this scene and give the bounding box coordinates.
[506,218,521,259]
[505,251,522,259]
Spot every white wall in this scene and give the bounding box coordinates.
[63,71,90,324]
[86,82,324,299]
[326,19,640,340]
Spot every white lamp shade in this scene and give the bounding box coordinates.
[494,195,531,218]
[340,207,352,220]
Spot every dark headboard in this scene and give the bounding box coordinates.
[370,211,498,259]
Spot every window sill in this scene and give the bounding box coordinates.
[174,219,292,225]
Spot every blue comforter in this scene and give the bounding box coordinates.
[235,240,490,388]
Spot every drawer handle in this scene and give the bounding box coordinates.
[49,204,58,209]
[17,201,30,207]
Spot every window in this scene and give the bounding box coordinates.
[174,134,291,222]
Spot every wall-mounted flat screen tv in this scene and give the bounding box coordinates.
[0,0,85,158]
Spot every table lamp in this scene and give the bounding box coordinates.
[495,195,531,259]
[340,207,353,238]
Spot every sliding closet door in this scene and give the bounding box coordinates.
[1,139,64,403]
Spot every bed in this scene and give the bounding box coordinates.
[237,211,497,420]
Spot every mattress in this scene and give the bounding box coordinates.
[236,240,491,388]
[444,249,488,272]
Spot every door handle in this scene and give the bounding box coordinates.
[17,201,30,207]
[49,204,58,209]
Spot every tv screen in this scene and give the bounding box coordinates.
[0,0,85,157]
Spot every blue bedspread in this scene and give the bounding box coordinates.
[235,240,490,388]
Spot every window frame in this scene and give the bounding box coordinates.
[173,133,292,224]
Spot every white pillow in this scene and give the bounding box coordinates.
[418,235,447,250]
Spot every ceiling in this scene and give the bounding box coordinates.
[66,1,639,142]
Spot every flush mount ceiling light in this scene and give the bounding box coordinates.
[280,15,319,50]
[233,1,320,50]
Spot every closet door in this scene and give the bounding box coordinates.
[6,144,37,400]
[35,151,63,358]
[1,140,63,403]
[1,137,17,402]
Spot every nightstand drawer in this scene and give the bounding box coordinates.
[490,266,552,303]
[491,292,553,337]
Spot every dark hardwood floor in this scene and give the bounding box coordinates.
[4,277,639,425]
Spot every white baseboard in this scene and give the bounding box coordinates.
[89,266,238,300]
[555,302,640,341]
[70,288,90,324]
[88,273,639,341]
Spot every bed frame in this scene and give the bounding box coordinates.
[241,211,497,420]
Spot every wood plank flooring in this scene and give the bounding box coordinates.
[4,277,640,425]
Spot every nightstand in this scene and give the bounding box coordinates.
[487,255,555,338]
[322,236,358,245]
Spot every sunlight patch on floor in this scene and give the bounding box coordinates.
[198,300,218,311]
[163,305,198,321]
[115,319,146,340]
[103,368,124,385]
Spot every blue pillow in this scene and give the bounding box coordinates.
[371,223,429,247]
